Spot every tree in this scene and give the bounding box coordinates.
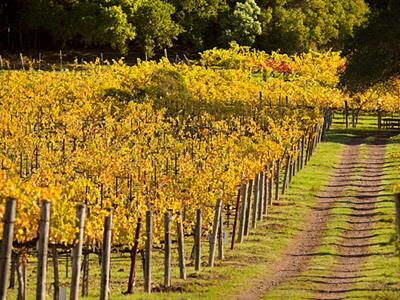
[166,0,228,49]
[221,0,262,46]
[342,0,400,91]
[130,0,182,56]
[255,0,369,53]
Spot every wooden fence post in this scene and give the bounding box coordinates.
[218,212,224,260]
[208,200,222,267]
[252,174,259,229]
[301,136,305,170]
[144,211,152,293]
[195,209,202,271]
[127,218,142,293]
[70,204,86,300]
[275,159,281,201]
[0,197,16,300]
[9,251,16,289]
[52,248,59,300]
[100,209,113,300]
[263,169,269,216]
[81,243,89,297]
[244,180,253,236]
[258,172,264,221]
[395,194,400,236]
[268,162,274,206]
[177,214,186,280]
[377,108,382,129]
[36,200,51,300]
[282,156,290,195]
[238,184,248,241]
[164,212,172,287]
[17,255,27,300]
[230,189,241,250]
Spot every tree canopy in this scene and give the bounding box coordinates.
[0,0,374,56]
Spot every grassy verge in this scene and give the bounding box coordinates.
[345,135,400,299]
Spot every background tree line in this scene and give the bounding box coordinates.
[0,0,369,55]
[0,0,399,89]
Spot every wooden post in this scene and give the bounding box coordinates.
[230,189,241,250]
[19,53,25,70]
[275,159,280,201]
[0,197,16,300]
[70,204,86,300]
[127,218,142,293]
[238,184,247,242]
[194,209,202,271]
[65,253,69,279]
[268,162,274,206]
[282,156,290,195]
[100,209,113,300]
[344,100,349,128]
[36,200,51,300]
[395,194,400,236]
[297,141,301,172]
[81,244,89,297]
[164,212,172,287]
[263,169,269,216]
[52,248,59,300]
[17,255,27,300]
[257,172,264,221]
[177,214,186,280]
[244,180,253,236]
[144,211,152,292]
[378,108,382,129]
[301,136,305,170]
[209,200,222,267]
[218,212,224,260]
[252,174,259,229]
[9,251,16,289]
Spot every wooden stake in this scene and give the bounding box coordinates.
[144,211,152,293]
[164,212,172,287]
[52,248,59,300]
[258,172,264,221]
[100,209,113,300]
[127,218,141,294]
[177,214,186,280]
[268,162,274,206]
[70,204,86,300]
[244,180,253,236]
[0,197,16,300]
[275,159,280,201]
[238,184,247,242]
[395,194,400,237]
[194,209,202,271]
[230,189,241,250]
[252,174,259,229]
[36,200,51,300]
[208,200,222,267]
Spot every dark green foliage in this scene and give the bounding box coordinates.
[343,1,400,91]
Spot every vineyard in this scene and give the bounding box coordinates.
[0,46,399,299]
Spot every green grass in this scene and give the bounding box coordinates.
[345,137,400,299]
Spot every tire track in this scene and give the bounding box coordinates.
[236,142,362,300]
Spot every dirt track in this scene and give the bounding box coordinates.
[236,136,387,300]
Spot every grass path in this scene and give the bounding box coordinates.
[257,130,400,300]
